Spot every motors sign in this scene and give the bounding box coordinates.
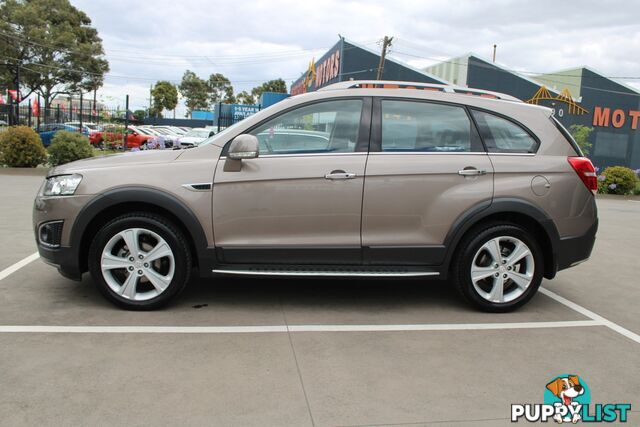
[291,47,341,95]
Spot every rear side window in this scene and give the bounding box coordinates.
[381,100,483,152]
[471,110,539,153]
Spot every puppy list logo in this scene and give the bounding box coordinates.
[511,374,632,423]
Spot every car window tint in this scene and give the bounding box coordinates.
[471,110,538,153]
[249,100,362,155]
[381,100,481,152]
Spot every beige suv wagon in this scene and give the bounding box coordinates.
[34,81,598,311]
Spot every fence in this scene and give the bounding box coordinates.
[0,101,262,132]
[0,103,140,129]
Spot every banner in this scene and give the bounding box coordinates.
[8,89,19,102]
[32,99,39,117]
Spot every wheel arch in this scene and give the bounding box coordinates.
[442,198,560,280]
[70,187,209,273]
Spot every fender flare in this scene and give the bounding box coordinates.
[70,186,210,270]
[441,197,560,278]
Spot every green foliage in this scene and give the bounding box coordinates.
[236,90,256,105]
[151,81,179,117]
[0,126,47,167]
[0,0,109,109]
[208,73,235,105]
[47,131,93,166]
[179,70,210,116]
[251,79,287,102]
[569,124,594,156]
[597,166,638,195]
[133,109,146,122]
[633,181,640,196]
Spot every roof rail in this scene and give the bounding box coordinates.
[318,80,522,102]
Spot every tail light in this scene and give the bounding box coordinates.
[567,157,597,194]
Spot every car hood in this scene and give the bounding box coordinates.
[49,149,183,175]
[179,136,206,144]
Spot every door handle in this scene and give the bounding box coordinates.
[458,168,487,176]
[325,170,356,180]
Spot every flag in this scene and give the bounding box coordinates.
[8,90,19,102]
[32,99,39,117]
[0,94,4,105]
[61,104,66,112]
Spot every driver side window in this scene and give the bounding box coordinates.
[249,99,363,155]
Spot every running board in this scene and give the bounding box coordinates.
[212,266,440,278]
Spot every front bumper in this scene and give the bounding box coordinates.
[556,219,598,272]
[37,244,83,281]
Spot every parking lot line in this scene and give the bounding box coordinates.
[540,287,640,344]
[0,252,39,281]
[0,320,602,334]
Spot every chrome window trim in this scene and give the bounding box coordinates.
[369,151,488,156]
[220,152,366,160]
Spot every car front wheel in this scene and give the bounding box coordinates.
[452,223,543,312]
[88,212,192,310]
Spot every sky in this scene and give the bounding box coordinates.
[70,0,640,115]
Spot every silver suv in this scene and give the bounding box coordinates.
[33,81,598,312]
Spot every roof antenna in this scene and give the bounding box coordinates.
[492,44,497,63]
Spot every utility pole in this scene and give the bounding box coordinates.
[492,44,497,63]
[376,36,393,80]
[148,85,152,118]
[79,91,83,129]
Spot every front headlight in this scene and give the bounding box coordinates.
[43,174,83,196]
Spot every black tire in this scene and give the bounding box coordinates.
[451,222,544,312]
[88,212,192,310]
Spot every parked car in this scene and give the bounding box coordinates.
[34,80,598,311]
[65,122,103,146]
[37,123,89,147]
[177,127,216,148]
[98,125,155,149]
[146,127,178,147]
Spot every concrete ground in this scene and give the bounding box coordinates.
[0,170,638,426]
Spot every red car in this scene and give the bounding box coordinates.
[96,125,155,149]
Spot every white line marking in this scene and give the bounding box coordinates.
[540,287,640,344]
[0,320,602,334]
[0,252,39,281]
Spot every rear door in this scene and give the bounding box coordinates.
[213,97,371,265]
[361,98,494,265]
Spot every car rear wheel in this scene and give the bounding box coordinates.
[452,223,543,312]
[88,212,192,310]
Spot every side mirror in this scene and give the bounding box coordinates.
[228,134,259,160]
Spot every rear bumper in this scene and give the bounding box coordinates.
[556,219,598,272]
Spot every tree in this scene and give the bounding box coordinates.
[150,81,178,118]
[178,70,209,117]
[569,124,594,156]
[207,73,234,105]
[0,0,109,112]
[251,78,287,102]
[133,109,146,122]
[235,91,256,105]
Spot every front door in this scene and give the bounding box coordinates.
[213,98,371,264]
[362,98,494,265]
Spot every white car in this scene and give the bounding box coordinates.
[177,128,216,148]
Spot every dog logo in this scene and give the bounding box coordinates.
[546,375,586,423]
[512,373,631,423]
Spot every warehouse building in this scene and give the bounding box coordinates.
[290,38,447,95]
[425,54,640,169]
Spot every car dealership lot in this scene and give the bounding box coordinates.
[0,170,638,426]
